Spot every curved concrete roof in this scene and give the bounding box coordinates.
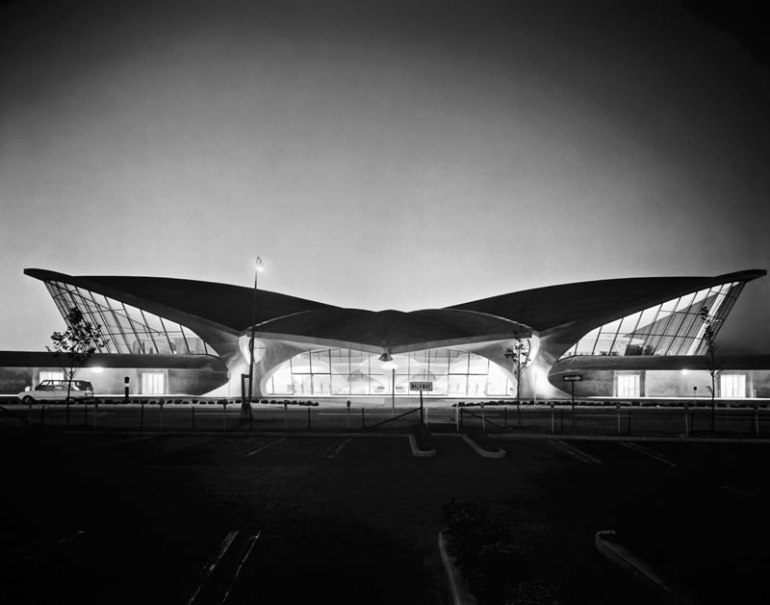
[25,268,765,350]
[450,270,766,331]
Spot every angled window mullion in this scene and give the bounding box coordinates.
[638,304,663,354]
[157,316,176,353]
[121,302,145,354]
[139,309,161,353]
[86,290,117,353]
[660,293,696,355]
[648,298,681,354]
[178,324,191,355]
[81,290,112,354]
[99,293,132,354]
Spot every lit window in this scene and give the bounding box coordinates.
[616,374,640,398]
[720,374,746,399]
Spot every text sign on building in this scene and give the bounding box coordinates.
[410,381,433,391]
[562,374,583,382]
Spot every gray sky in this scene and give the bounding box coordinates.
[1,0,769,353]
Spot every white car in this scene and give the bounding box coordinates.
[18,379,94,404]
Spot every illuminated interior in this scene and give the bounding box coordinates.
[44,281,214,356]
[264,347,515,397]
[561,282,745,358]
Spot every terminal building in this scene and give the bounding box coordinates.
[1,267,768,401]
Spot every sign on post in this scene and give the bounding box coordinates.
[410,382,433,391]
[410,382,432,425]
[562,375,583,382]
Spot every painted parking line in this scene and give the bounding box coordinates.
[187,530,239,605]
[324,438,352,459]
[619,441,677,467]
[245,438,285,457]
[222,531,261,604]
[551,440,603,465]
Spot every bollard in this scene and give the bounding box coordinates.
[455,405,460,432]
[684,404,690,438]
[94,401,98,431]
[616,403,622,436]
[28,402,32,427]
[504,406,508,428]
[159,402,164,432]
[84,401,88,428]
[66,401,71,427]
[627,407,632,434]
[550,403,555,434]
[517,400,522,427]
[140,401,145,430]
[346,400,351,430]
[41,404,45,427]
[361,407,366,429]
[284,402,288,431]
[560,409,564,433]
[481,402,485,433]
[222,401,227,431]
[192,406,196,429]
[307,406,311,429]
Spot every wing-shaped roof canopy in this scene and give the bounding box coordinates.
[449,270,766,331]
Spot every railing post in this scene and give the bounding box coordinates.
[283,402,288,431]
[684,403,690,438]
[159,401,164,432]
[455,405,460,432]
[307,406,311,429]
[192,405,196,430]
[550,403,555,434]
[481,401,485,433]
[754,405,760,437]
[222,401,227,431]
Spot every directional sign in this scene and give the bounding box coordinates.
[562,374,583,382]
[410,381,433,391]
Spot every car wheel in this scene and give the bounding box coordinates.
[22,395,35,405]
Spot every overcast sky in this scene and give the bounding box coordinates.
[1,0,768,353]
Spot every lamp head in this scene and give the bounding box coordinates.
[255,256,265,272]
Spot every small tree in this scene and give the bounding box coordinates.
[48,307,107,404]
[504,334,531,426]
[698,307,719,431]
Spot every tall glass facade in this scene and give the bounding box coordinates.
[45,281,214,356]
[264,348,514,397]
[560,281,745,359]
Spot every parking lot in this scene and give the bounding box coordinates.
[2,428,770,604]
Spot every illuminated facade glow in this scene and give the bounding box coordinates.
[45,281,213,356]
[560,281,744,359]
[264,348,515,397]
[12,267,766,399]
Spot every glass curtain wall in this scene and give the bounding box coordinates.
[561,282,745,359]
[44,281,213,356]
[264,348,514,397]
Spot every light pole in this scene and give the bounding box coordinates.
[248,257,264,406]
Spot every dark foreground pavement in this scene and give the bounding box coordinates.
[2,428,769,604]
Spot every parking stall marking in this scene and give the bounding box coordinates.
[245,438,286,457]
[221,531,261,604]
[186,530,239,605]
[324,437,352,459]
[619,441,677,467]
[551,440,603,465]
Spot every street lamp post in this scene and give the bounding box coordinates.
[248,257,264,406]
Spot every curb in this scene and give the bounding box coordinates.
[461,434,506,458]
[408,433,436,457]
[438,530,478,605]
[595,530,698,604]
